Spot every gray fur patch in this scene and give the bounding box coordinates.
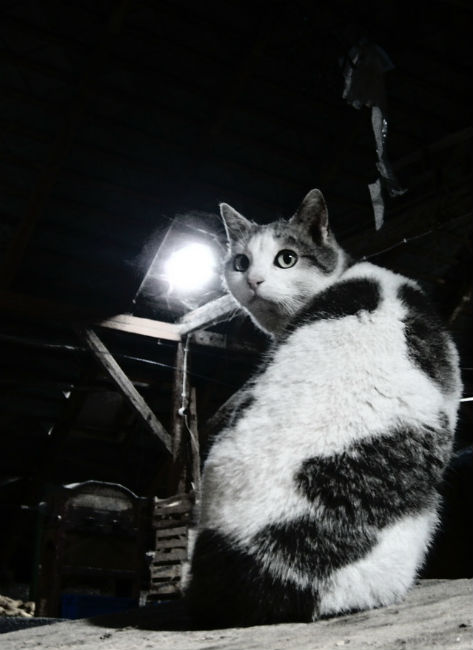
[295,418,453,529]
[398,284,457,393]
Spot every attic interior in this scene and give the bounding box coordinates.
[0,0,472,623]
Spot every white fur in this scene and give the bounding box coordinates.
[225,230,348,335]
[202,263,460,534]
[318,510,438,616]
[199,259,461,614]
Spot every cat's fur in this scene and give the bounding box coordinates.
[186,189,462,627]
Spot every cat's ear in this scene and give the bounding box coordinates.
[290,189,329,244]
[220,203,251,242]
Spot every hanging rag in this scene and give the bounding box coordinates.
[342,39,407,229]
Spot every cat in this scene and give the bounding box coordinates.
[186,188,462,627]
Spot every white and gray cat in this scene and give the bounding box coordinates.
[187,189,462,627]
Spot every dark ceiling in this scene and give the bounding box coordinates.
[0,0,471,535]
[1,0,471,307]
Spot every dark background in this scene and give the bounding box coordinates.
[0,0,471,598]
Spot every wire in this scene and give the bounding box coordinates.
[359,209,472,262]
[360,229,434,261]
[0,331,241,389]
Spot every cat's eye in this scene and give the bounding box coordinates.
[274,249,298,269]
[233,253,250,272]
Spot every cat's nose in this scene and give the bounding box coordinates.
[247,276,264,291]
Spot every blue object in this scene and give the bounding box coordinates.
[60,593,138,619]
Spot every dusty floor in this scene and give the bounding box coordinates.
[0,579,471,650]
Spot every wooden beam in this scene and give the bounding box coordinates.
[179,294,237,335]
[78,327,173,455]
[344,199,472,259]
[0,288,253,348]
[393,126,473,172]
[192,329,260,353]
[0,290,182,342]
[97,314,181,341]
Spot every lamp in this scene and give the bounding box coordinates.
[164,242,217,293]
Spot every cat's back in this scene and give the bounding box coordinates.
[232,261,462,458]
[190,190,462,626]
[201,261,461,530]
[281,261,461,408]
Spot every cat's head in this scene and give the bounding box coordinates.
[220,189,348,335]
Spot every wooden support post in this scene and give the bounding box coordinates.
[188,387,201,496]
[78,327,173,455]
[168,340,190,493]
[168,343,200,497]
[171,340,187,461]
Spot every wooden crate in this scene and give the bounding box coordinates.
[148,494,193,600]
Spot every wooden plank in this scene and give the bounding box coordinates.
[150,565,182,580]
[154,494,193,506]
[0,291,182,343]
[153,512,192,525]
[152,582,181,596]
[392,126,473,172]
[192,329,260,353]
[97,314,181,341]
[155,526,188,539]
[0,291,258,352]
[78,327,173,454]
[155,529,188,542]
[153,517,191,529]
[154,495,193,513]
[153,501,192,517]
[179,294,237,335]
[152,548,187,562]
[154,537,187,550]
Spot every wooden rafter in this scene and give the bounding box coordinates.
[178,294,237,335]
[0,291,251,350]
[98,314,181,341]
[0,290,182,341]
[78,327,173,455]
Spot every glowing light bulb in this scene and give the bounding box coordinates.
[164,242,217,292]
